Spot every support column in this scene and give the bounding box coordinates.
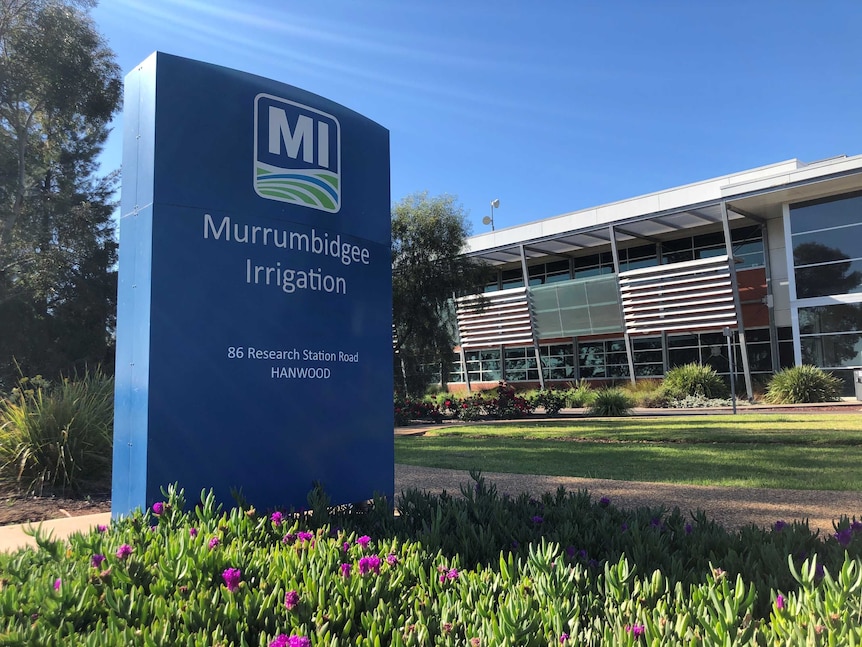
[519,244,545,389]
[720,201,754,400]
[609,225,637,384]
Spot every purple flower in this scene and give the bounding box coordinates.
[511,540,519,549]
[356,535,371,549]
[620,522,629,533]
[282,533,296,544]
[836,528,853,547]
[386,553,398,566]
[116,544,133,559]
[560,634,569,643]
[270,636,289,647]
[189,527,198,537]
[626,623,645,637]
[53,578,61,591]
[91,553,106,568]
[297,531,314,543]
[340,563,351,577]
[151,501,164,516]
[208,537,220,550]
[852,520,862,533]
[599,496,610,507]
[342,542,350,552]
[222,567,242,592]
[271,511,284,524]
[358,555,381,575]
[531,515,544,524]
[774,520,787,532]
[284,589,300,610]
[684,523,693,535]
[288,637,311,647]
[649,517,662,529]
[566,545,576,558]
[96,524,108,533]
[775,594,785,610]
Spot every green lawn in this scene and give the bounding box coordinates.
[394,414,862,490]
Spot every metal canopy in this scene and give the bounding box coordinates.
[467,201,751,266]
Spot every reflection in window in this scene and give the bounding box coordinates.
[791,193,862,298]
[464,349,501,382]
[799,304,862,370]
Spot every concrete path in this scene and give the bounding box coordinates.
[0,512,111,553]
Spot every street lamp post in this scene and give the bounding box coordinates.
[482,198,500,230]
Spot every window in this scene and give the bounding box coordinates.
[528,260,571,285]
[577,339,628,379]
[464,349,501,382]
[799,303,862,369]
[791,192,862,299]
[503,344,575,381]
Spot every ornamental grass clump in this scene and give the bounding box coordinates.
[587,387,633,416]
[0,370,114,493]
[661,363,729,401]
[764,365,843,404]
[2,481,862,644]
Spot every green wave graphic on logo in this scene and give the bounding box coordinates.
[255,167,340,212]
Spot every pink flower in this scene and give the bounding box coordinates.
[776,594,785,610]
[96,524,108,533]
[340,563,351,577]
[189,527,198,537]
[222,567,241,592]
[271,511,284,525]
[358,555,381,575]
[386,553,398,566]
[625,624,645,638]
[53,578,61,591]
[356,535,371,549]
[151,501,164,515]
[91,553,106,568]
[208,537,219,550]
[116,544,133,559]
[284,589,300,610]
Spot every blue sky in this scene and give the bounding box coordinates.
[92,1,862,234]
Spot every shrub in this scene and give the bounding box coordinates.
[662,363,729,400]
[0,370,114,493]
[587,387,633,416]
[484,381,534,419]
[527,388,568,415]
[393,395,442,426]
[765,365,843,404]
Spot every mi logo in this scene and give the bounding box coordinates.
[254,94,341,213]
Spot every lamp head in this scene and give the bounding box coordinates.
[490,198,500,209]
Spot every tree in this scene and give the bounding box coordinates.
[391,192,492,395]
[0,0,121,391]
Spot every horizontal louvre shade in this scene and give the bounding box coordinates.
[456,287,534,348]
[619,256,738,335]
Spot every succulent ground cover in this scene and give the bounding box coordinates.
[2,478,861,645]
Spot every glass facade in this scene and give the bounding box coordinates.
[799,303,862,368]
[531,275,624,338]
[790,192,862,299]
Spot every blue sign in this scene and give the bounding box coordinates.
[112,53,392,516]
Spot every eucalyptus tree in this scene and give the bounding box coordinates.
[0,0,121,390]
[391,192,492,395]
